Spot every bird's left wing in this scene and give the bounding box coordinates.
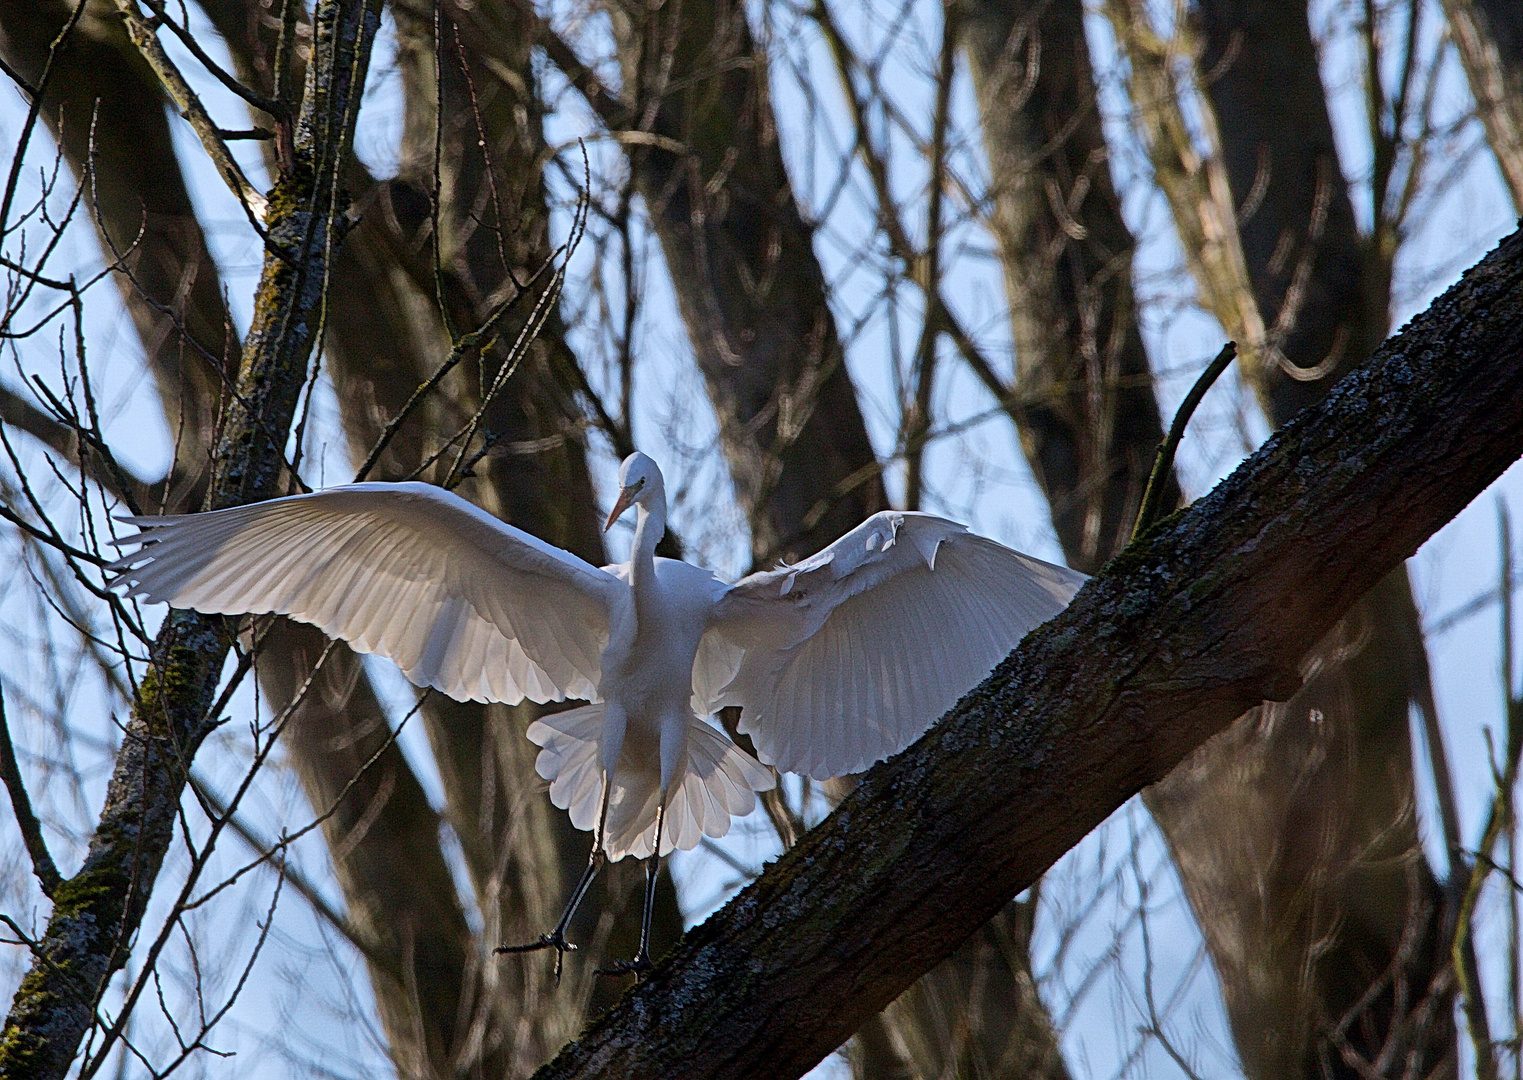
[108,482,624,705]
[702,512,1085,778]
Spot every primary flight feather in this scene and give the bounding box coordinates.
[108,452,1084,973]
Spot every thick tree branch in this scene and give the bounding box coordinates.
[534,227,1523,1080]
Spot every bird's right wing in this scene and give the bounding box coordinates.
[108,482,625,705]
[702,512,1085,778]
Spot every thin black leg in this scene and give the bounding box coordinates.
[495,774,612,983]
[598,800,665,980]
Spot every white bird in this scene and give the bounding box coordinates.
[108,452,1084,973]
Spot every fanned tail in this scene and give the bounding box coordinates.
[526,709,774,861]
[526,703,608,834]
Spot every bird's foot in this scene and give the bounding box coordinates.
[495,930,577,984]
[596,953,654,981]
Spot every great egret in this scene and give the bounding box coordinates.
[108,452,1084,974]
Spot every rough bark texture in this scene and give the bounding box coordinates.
[1443,0,1523,209]
[0,1,384,1075]
[1142,2,1458,1075]
[528,223,1523,1080]
[609,0,887,566]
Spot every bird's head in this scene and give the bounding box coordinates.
[606,452,664,531]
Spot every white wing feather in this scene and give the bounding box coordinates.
[107,482,624,705]
[705,511,1085,778]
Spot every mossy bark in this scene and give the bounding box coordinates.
[530,227,1523,1080]
[0,3,384,1076]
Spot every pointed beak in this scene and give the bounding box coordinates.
[605,485,640,532]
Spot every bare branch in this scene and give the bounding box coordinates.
[0,681,61,897]
[110,0,269,219]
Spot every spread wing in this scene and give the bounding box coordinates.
[703,512,1085,778]
[108,482,624,705]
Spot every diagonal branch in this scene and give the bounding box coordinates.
[532,226,1523,1080]
[110,0,268,219]
[0,682,61,898]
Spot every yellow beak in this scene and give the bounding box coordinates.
[605,485,640,532]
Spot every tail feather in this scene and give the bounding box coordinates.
[526,709,775,861]
[527,703,606,833]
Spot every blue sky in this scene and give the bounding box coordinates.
[0,0,1519,1076]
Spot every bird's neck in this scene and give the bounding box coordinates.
[629,501,665,593]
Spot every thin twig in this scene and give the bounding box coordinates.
[1132,342,1237,541]
[0,682,62,897]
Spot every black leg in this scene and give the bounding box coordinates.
[598,799,665,981]
[495,775,611,983]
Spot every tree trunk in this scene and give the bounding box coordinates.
[348,0,682,1036]
[1442,0,1523,209]
[1141,2,1459,1074]
[0,2,385,1075]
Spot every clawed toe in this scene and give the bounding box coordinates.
[494,931,578,956]
[495,931,578,983]
[596,954,654,980]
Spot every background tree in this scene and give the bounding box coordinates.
[0,0,1519,1078]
